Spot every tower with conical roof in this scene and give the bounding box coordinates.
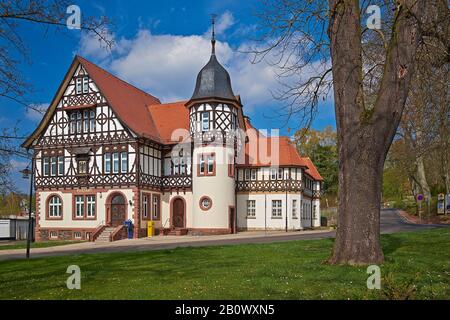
[185,16,243,234]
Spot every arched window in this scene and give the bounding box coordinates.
[48,195,62,218]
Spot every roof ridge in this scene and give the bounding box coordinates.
[76,55,161,104]
[149,100,189,107]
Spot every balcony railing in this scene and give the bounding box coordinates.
[236,180,302,192]
[161,175,192,190]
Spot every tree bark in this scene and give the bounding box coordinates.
[328,0,424,265]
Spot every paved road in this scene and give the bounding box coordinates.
[0,209,447,261]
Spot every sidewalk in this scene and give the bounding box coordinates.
[0,229,334,261]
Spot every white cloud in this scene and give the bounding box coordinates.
[77,11,328,113]
[10,159,29,170]
[25,103,49,122]
[204,11,235,37]
[78,29,115,61]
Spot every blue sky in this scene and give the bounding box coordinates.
[3,0,335,192]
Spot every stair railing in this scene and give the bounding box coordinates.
[91,220,106,242]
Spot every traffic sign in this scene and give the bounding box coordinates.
[416,194,424,202]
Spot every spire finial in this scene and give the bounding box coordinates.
[210,13,217,55]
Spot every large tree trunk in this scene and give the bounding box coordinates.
[328,0,424,265]
[330,129,385,264]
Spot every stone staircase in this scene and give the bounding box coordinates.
[95,227,116,242]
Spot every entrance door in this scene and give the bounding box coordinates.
[111,194,126,227]
[229,207,236,234]
[172,198,185,228]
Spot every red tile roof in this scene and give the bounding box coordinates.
[23,56,323,180]
[302,157,324,181]
[147,101,190,144]
[239,131,308,168]
[77,56,162,142]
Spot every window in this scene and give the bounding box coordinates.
[89,110,96,132]
[112,153,119,173]
[270,168,277,180]
[43,157,50,176]
[43,156,64,176]
[152,194,160,220]
[50,157,57,176]
[104,152,128,174]
[70,113,76,134]
[76,111,82,132]
[48,196,62,218]
[82,77,89,93]
[86,195,96,218]
[173,158,180,175]
[198,153,215,176]
[201,112,210,131]
[228,156,234,177]
[199,196,212,211]
[76,78,82,94]
[313,204,317,220]
[120,152,128,173]
[142,194,149,219]
[302,202,306,219]
[278,168,284,180]
[199,156,205,174]
[292,199,298,218]
[77,159,88,175]
[245,169,251,181]
[74,232,82,239]
[104,153,111,174]
[246,200,256,217]
[207,155,214,173]
[50,231,58,239]
[58,156,64,176]
[74,195,95,219]
[251,169,257,181]
[83,110,89,132]
[68,110,96,134]
[75,195,84,218]
[272,200,282,218]
[180,158,186,175]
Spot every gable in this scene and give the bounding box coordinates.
[33,64,132,147]
[23,56,162,148]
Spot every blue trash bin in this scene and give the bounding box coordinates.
[123,219,133,239]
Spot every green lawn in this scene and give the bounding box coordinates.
[0,228,448,300]
[0,240,85,251]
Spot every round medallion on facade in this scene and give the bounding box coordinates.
[199,196,213,211]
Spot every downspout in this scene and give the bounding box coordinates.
[264,193,267,235]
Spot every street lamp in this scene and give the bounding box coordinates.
[20,158,34,259]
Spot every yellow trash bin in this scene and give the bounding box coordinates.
[147,221,154,237]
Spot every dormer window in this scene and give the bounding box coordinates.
[82,77,89,93]
[76,78,82,94]
[201,112,210,131]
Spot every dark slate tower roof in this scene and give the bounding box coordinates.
[190,16,236,102]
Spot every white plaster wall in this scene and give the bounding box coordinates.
[236,193,302,230]
[158,192,193,229]
[191,146,235,229]
[39,189,135,228]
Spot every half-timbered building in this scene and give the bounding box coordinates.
[23,33,323,242]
